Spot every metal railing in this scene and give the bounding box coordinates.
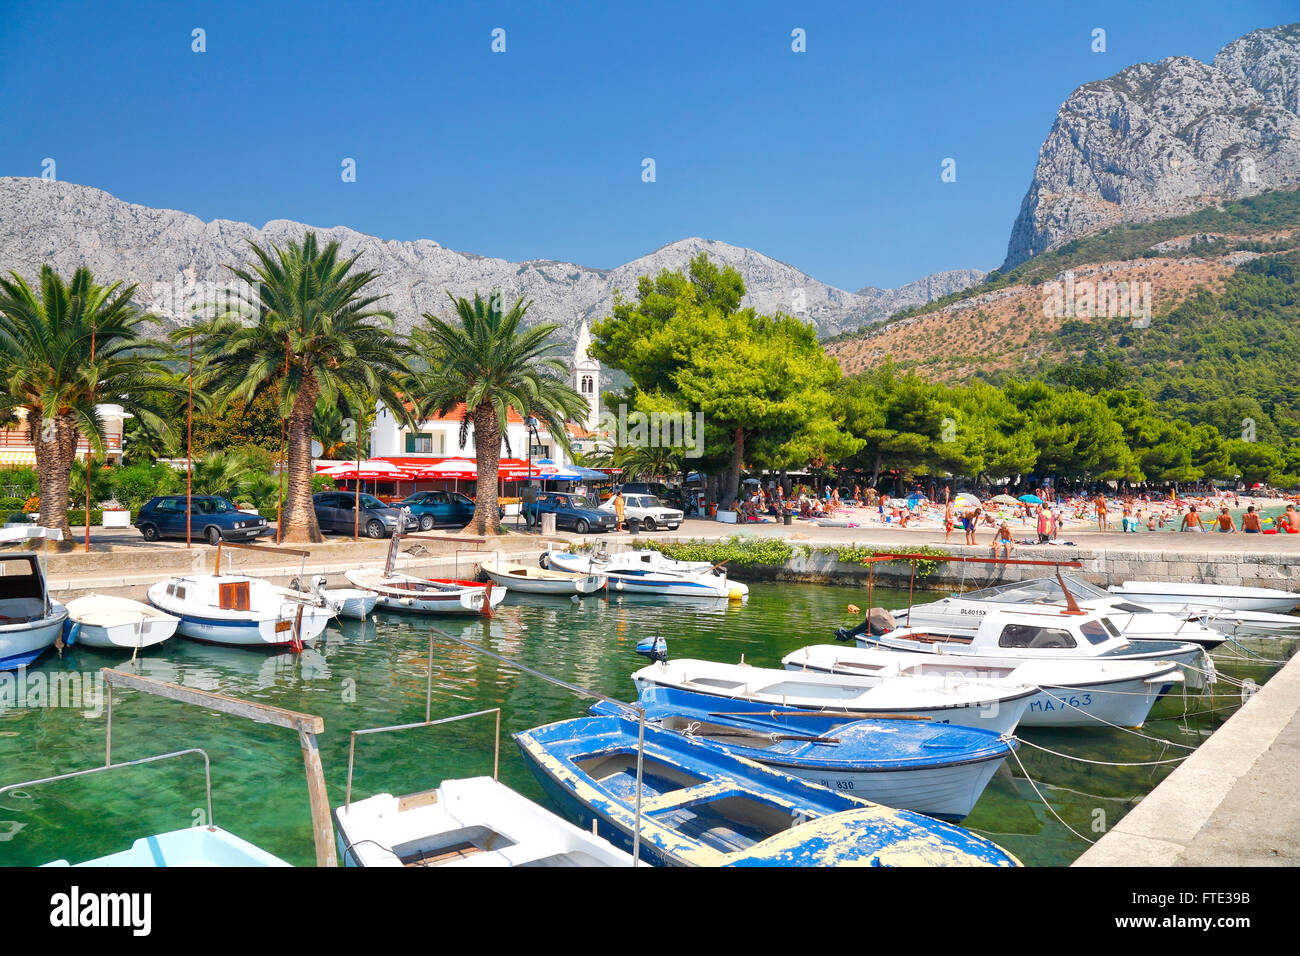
[0,748,214,837]
[431,626,648,867]
[344,707,502,809]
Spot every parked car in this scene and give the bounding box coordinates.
[398,490,504,530]
[135,495,269,545]
[521,492,616,534]
[616,482,687,511]
[599,493,683,531]
[313,491,417,538]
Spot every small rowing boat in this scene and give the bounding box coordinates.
[515,713,1020,866]
[479,558,606,596]
[344,568,505,615]
[589,685,1013,820]
[63,594,178,651]
[544,547,748,600]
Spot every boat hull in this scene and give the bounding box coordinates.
[0,612,68,671]
[148,582,331,649]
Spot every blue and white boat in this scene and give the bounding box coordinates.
[0,526,69,671]
[0,747,292,866]
[589,685,1014,820]
[544,547,748,600]
[515,713,1020,866]
[148,572,333,648]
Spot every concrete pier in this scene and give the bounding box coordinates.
[1074,649,1300,866]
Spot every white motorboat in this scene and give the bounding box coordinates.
[630,658,1035,734]
[885,574,1231,649]
[334,776,635,867]
[0,527,69,671]
[148,574,332,648]
[859,605,1213,689]
[544,547,748,600]
[63,594,179,651]
[782,644,1185,728]
[288,575,377,620]
[479,558,606,596]
[345,567,506,616]
[1108,580,1300,614]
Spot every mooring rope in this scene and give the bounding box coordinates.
[1028,687,1200,749]
[1010,734,1190,767]
[1001,739,1095,845]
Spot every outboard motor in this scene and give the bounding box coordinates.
[635,633,668,664]
[835,607,896,642]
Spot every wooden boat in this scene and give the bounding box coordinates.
[859,605,1212,689]
[589,685,1013,820]
[334,776,634,867]
[0,527,70,671]
[545,547,748,600]
[344,533,506,615]
[345,568,505,615]
[515,713,1020,866]
[479,558,606,596]
[783,644,1185,729]
[63,594,179,651]
[631,656,1034,734]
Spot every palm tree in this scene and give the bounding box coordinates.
[180,233,410,542]
[407,292,588,535]
[0,266,175,539]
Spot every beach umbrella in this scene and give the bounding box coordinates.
[1019,494,1043,504]
[316,459,413,480]
[405,458,479,481]
[953,493,980,509]
[906,493,927,505]
[991,494,1018,505]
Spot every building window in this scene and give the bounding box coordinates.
[405,432,434,454]
[580,376,593,395]
[530,444,550,459]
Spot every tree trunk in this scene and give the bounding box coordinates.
[281,383,323,543]
[870,451,882,488]
[31,413,76,544]
[465,402,503,535]
[719,426,744,510]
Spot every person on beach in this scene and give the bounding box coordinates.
[1095,495,1109,531]
[944,500,955,543]
[1242,507,1261,533]
[1180,505,1204,533]
[1216,507,1237,533]
[962,507,979,545]
[991,521,1015,559]
[1280,505,1300,534]
[1036,504,1050,544]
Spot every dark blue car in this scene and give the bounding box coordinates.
[135,495,270,545]
[398,490,476,530]
[521,492,616,534]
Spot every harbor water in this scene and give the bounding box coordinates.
[0,581,1293,867]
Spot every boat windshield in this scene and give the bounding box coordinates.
[960,574,1109,605]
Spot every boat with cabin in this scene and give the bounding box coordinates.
[0,526,70,671]
[543,546,748,600]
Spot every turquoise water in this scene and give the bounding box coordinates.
[0,581,1293,867]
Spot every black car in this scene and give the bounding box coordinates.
[313,492,418,538]
[135,495,270,545]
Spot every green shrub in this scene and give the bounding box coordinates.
[66,509,106,526]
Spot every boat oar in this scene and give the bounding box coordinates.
[706,710,932,721]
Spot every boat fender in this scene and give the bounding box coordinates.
[614,579,624,591]
[66,621,80,648]
[539,552,551,570]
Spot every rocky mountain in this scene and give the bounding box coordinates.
[1003,23,1300,269]
[0,178,982,342]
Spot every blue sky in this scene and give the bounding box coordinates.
[1,1,1294,290]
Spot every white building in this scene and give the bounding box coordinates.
[369,322,601,464]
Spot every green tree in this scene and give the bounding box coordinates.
[406,291,588,535]
[0,266,175,539]
[179,233,410,541]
